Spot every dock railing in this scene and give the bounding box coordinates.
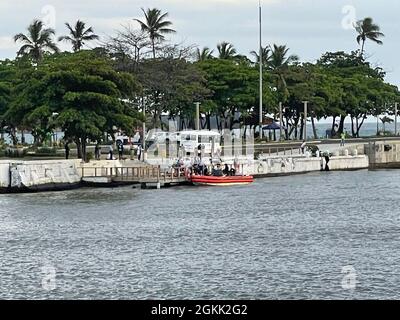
[79,165,188,184]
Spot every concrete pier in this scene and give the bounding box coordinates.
[0,140,394,193]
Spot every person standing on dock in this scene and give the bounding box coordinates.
[340,132,346,147]
[65,142,70,160]
[95,143,101,160]
[108,145,114,160]
[300,140,307,154]
[137,144,142,161]
[118,142,124,160]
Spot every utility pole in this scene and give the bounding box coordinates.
[194,102,201,131]
[279,102,283,141]
[303,101,308,141]
[259,0,263,140]
[395,102,398,136]
[142,99,146,162]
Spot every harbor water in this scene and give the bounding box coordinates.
[1,170,400,299]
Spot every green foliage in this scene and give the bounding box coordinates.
[58,20,99,52]
[355,17,384,55]
[1,10,400,147]
[36,147,57,155]
[196,58,277,128]
[3,50,142,159]
[86,151,94,162]
[134,8,176,58]
[136,57,210,128]
[5,147,27,158]
[14,19,59,62]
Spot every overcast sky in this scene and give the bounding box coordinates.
[0,0,399,88]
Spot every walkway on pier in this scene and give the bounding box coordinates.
[80,165,188,188]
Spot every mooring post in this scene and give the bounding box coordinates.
[157,166,161,189]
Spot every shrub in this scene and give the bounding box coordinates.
[36,147,57,155]
[5,147,27,158]
[86,152,94,162]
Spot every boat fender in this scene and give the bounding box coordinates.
[257,163,264,174]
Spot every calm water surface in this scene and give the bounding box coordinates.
[1,170,400,299]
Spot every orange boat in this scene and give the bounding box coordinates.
[189,175,254,186]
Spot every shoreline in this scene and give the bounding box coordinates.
[0,138,399,194]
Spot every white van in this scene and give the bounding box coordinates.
[179,130,221,155]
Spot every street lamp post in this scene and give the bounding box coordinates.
[279,102,283,141]
[142,101,146,149]
[303,101,308,141]
[141,99,147,162]
[258,0,263,140]
[395,102,398,136]
[50,112,59,146]
[194,102,201,131]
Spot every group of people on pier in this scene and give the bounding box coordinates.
[175,156,238,178]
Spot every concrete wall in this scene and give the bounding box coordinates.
[0,161,11,188]
[327,156,369,170]
[366,142,400,165]
[249,155,369,176]
[250,157,321,176]
[0,160,81,190]
[0,154,371,191]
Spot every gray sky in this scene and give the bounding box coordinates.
[0,0,399,86]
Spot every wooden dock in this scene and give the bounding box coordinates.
[80,166,189,189]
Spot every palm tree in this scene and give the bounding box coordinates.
[196,47,214,61]
[250,46,271,65]
[217,42,237,59]
[14,19,59,62]
[380,116,394,134]
[268,44,299,100]
[58,20,99,52]
[268,44,299,71]
[355,17,384,56]
[134,8,176,58]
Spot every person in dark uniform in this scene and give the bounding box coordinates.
[117,142,124,160]
[65,142,70,160]
[212,164,223,177]
[95,143,101,160]
[223,164,230,176]
[108,145,114,160]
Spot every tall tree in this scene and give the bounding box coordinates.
[250,46,271,65]
[14,19,59,63]
[0,60,15,141]
[137,57,210,129]
[197,59,276,131]
[58,20,99,52]
[196,47,214,61]
[5,51,142,160]
[268,44,299,102]
[217,42,237,60]
[355,17,384,56]
[134,8,176,59]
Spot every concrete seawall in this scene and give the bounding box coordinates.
[0,160,81,192]
[0,154,372,193]
[247,155,369,177]
[366,142,400,168]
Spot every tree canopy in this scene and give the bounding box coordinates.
[1,10,399,155]
[3,51,142,159]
